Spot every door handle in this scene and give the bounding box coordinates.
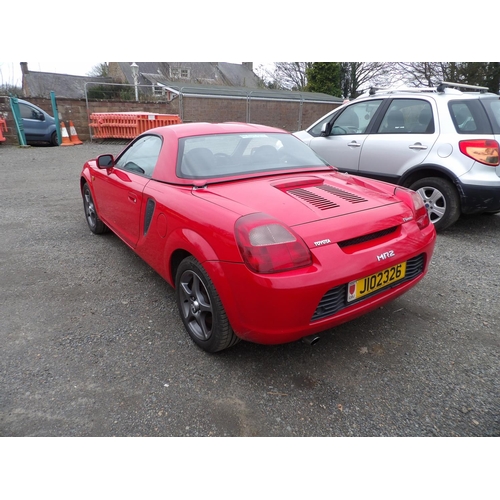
[128,193,137,203]
[409,143,428,150]
[348,141,361,148]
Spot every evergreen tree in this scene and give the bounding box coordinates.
[306,63,342,97]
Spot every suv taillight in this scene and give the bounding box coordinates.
[459,139,499,166]
[235,213,312,273]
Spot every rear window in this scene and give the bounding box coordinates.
[177,132,328,179]
[448,99,493,134]
[481,97,500,134]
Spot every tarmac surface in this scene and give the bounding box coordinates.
[1,142,499,437]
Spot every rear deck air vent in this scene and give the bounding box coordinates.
[315,185,368,203]
[287,188,340,210]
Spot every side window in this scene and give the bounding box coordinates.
[450,102,476,132]
[19,103,40,120]
[449,100,491,134]
[377,99,434,134]
[115,135,162,177]
[308,110,337,137]
[329,100,383,136]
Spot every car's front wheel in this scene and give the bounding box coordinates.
[175,256,240,353]
[50,131,59,146]
[410,177,460,231]
[82,183,109,234]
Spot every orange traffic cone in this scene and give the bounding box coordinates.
[60,121,74,146]
[0,118,7,142]
[68,120,83,145]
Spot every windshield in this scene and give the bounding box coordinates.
[177,132,329,179]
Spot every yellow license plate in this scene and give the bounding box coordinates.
[347,262,407,302]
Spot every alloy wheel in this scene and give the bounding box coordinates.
[416,186,446,224]
[178,270,213,342]
[84,186,97,230]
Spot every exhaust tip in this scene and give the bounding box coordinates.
[302,334,320,346]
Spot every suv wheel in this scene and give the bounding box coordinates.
[410,177,460,231]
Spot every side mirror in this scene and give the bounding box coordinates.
[320,122,332,137]
[97,154,115,169]
[37,112,45,121]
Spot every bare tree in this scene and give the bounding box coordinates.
[257,62,500,96]
[88,63,109,78]
[341,62,398,98]
[389,62,448,87]
[390,62,500,93]
[256,62,312,91]
[257,62,399,96]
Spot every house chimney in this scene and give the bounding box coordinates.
[20,62,29,75]
[242,62,253,72]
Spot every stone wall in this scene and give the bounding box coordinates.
[0,95,338,146]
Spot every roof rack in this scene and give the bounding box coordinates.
[436,81,490,93]
[366,81,490,97]
[368,86,435,96]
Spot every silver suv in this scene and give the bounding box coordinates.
[294,82,500,231]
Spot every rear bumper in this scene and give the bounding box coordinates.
[206,223,436,345]
[458,183,500,214]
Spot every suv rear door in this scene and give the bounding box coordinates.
[358,98,439,182]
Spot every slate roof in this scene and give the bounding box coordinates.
[22,71,112,99]
[115,62,262,88]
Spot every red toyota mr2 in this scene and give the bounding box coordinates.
[80,122,436,352]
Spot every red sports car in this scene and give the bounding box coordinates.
[80,122,436,352]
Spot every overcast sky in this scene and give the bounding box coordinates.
[1,4,492,89]
[0,62,100,87]
[0,61,258,88]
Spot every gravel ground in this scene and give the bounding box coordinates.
[0,142,499,438]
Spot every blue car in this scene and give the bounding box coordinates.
[18,99,58,146]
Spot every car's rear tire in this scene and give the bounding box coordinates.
[82,183,109,234]
[175,256,240,353]
[410,177,460,231]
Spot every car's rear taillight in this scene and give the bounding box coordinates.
[235,213,312,273]
[459,139,499,166]
[395,187,430,230]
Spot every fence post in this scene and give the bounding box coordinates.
[9,97,27,147]
[50,91,61,145]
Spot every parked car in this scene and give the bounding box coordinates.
[17,99,58,146]
[80,122,436,352]
[294,82,500,231]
